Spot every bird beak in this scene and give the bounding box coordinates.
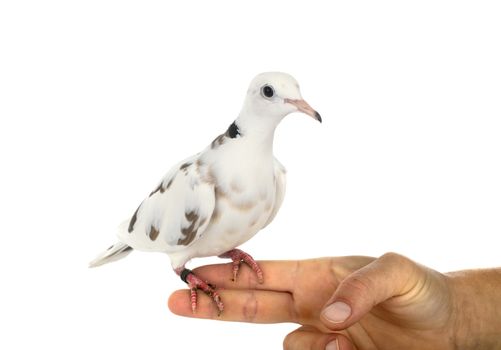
[284,98,322,123]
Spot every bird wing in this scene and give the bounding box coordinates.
[263,158,287,228]
[125,154,216,251]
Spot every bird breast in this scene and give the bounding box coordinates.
[186,164,277,257]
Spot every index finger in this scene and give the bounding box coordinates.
[168,288,296,323]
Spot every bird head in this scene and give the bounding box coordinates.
[241,72,322,125]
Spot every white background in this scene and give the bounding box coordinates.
[1,1,500,349]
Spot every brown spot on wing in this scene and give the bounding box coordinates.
[128,203,142,233]
[211,134,226,149]
[195,159,203,175]
[196,159,214,184]
[180,162,191,170]
[177,210,205,246]
[149,177,174,197]
[149,183,163,197]
[177,226,196,245]
[185,210,198,222]
[180,162,192,175]
[166,178,174,189]
[149,225,160,241]
[203,166,216,185]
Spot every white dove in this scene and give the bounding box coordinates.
[90,72,321,313]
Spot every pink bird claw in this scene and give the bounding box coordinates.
[189,287,197,313]
[219,249,264,284]
[231,263,239,282]
[179,268,224,315]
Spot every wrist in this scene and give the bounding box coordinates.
[447,269,501,349]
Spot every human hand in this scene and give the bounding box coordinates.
[168,253,501,349]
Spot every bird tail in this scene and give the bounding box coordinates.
[88,242,133,268]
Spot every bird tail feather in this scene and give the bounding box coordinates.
[89,242,133,268]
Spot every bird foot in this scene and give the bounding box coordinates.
[218,248,264,283]
[177,268,224,315]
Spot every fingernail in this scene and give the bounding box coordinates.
[323,301,351,323]
[325,338,339,350]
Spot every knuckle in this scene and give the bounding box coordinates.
[342,271,374,296]
[242,292,258,322]
[380,251,408,265]
[283,329,310,350]
[283,327,331,350]
[314,336,331,350]
[282,332,296,350]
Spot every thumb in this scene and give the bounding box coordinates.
[320,252,421,330]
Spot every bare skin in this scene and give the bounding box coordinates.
[168,253,501,349]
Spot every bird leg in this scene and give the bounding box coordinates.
[175,267,224,315]
[218,248,264,283]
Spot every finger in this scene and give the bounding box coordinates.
[283,326,355,350]
[168,288,295,323]
[321,252,423,330]
[192,260,299,292]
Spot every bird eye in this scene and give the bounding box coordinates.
[261,85,274,98]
